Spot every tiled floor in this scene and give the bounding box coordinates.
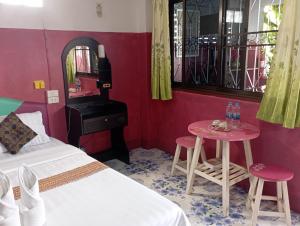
[106,148,300,226]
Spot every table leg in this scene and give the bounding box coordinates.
[243,140,254,171]
[222,140,230,217]
[186,136,203,194]
[216,140,222,159]
[200,146,207,162]
[243,140,254,189]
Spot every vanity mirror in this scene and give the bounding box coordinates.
[62,37,106,103]
[61,37,129,164]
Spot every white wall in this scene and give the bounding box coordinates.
[248,0,283,32]
[136,0,153,33]
[0,0,152,33]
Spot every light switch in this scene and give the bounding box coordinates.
[40,81,45,89]
[47,90,59,104]
[33,80,45,89]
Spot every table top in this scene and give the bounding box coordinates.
[188,120,260,141]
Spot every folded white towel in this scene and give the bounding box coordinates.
[18,165,46,226]
[0,171,21,226]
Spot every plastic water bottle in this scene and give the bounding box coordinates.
[231,104,237,128]
[234,102,241,128]
[226,102,233,128]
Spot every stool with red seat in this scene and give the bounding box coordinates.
[247,163,294,226]
[171,136,206,179]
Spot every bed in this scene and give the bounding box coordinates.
[0,102,190,226]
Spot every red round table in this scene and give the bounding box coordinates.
[186,120,260,217]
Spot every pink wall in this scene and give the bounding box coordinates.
[0,28,150,152]
[0,29,50,103]
[1,27,300,213]
[139,35,300,212]
[79,77,100,96]
[141,90,300,212]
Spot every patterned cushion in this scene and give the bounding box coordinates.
[0,112,37,154]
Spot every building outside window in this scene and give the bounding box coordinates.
[170,0,284,98]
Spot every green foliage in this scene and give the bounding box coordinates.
[262,4,283,77]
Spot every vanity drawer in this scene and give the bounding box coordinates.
[83,113,127,134]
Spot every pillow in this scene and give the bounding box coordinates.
[0,143,6,153]
[17,111,50,147]
[0,116,7,153]
[0,112,37,154]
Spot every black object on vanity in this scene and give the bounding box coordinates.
[62,37,129,164]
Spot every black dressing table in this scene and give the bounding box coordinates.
[62,37,129,164]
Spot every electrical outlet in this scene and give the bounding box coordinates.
[47,90,59,104]
[47,90,59,97]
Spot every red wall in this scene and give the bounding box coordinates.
[0,28,150,152]
[141,90,300,212]
[1,27,300,213]
[138,35,300,212]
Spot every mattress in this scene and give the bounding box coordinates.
[0,141,190,226]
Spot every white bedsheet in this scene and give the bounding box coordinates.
[0,137,64,159]
[0,143,190,226]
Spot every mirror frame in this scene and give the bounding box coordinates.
[61,37,101,105]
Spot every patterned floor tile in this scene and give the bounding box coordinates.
[106,148,300,226]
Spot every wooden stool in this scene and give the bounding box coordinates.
[171,136,205,179]
[247,163,294,226]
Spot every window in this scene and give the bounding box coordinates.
[170,0,284,98]
[69,46,99,76]
[0,0,43,7]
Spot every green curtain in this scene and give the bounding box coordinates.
[257,0,300,128]
[66,49,76,84]
[151,0,172,100]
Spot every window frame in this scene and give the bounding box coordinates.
[169,0,280,101]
